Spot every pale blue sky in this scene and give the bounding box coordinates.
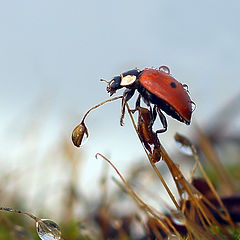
[1,1,239,112]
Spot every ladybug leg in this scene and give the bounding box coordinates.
[152,105,157,123]
[130,94,141,114]
[142,97,150,107]
[155,106,168,133]
[120,88,135,126]
[135,94,141,110]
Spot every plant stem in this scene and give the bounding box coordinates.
[126,104,180,210]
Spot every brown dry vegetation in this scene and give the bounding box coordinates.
[0,94,240,240]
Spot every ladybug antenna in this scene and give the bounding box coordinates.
[100,79,110,84]
[191,101,196,112]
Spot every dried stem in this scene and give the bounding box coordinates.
[126,103,180,210]
[195,124,237,195]
[95,153,173,237]
[0,207,39,222]
[81,96,122,123]
[191,145,235,227]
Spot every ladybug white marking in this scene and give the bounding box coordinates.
[120,75,136,86]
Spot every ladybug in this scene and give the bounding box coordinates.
[103,66,194,132]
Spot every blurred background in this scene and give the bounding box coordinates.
[0,0,240,224]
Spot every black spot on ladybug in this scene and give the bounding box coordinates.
[170,82,177,88]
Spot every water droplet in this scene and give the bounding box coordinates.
[171,210,186,225]
[36,219,62,240]
[174,133,194,156]
[193,192,202,199]
[72,122,89,147]
[176,142,194,156]
[168,234,180,240]
[159,66,170,74]
[182,84,189,92]
[181,191,189,200]
[191,101,196,112]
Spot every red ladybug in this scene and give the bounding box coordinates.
[103,66,194,132]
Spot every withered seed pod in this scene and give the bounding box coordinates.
[72,121,89,147]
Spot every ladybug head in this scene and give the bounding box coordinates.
[103,69,142,96]
[107,76,122,96]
